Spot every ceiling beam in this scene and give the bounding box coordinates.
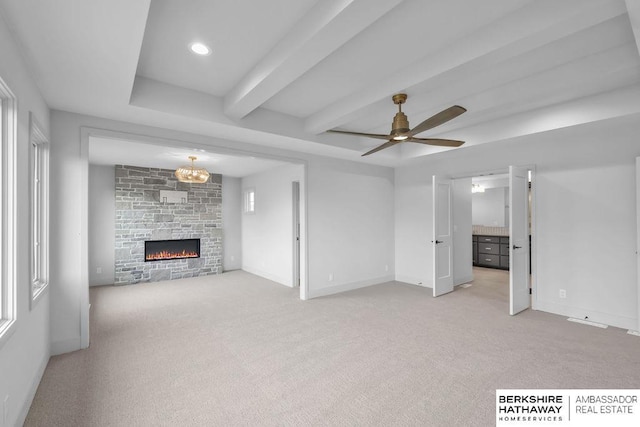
[304,0,629,134]
[223,0,402,120]
[625,0,640,58]
[399,83,640,161]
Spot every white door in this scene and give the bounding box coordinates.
[433,175,454,297]
[509,166,530,315]
[292,181,300,287]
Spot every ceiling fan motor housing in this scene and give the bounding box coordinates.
[391,111,410,136]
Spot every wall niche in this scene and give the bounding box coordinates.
[114,165,223,284]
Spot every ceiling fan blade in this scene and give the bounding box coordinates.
[409,105,467,136]
[362,139,398,156]
[327,129,391,140]
[408,137,465,147]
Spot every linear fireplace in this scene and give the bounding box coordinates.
[145,238,201,262]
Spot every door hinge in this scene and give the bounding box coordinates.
[529,288,532,295]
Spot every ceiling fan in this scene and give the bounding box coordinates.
[327,94,466,156]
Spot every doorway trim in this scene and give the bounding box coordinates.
[79,127,311,347]
[292,181,301,289]
[451,164,538,311]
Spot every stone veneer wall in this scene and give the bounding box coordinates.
[114,165,223,284]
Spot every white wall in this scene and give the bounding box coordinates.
[0,13,51,427]
[395,114,640,329]
[222,176,242,271]
[88,164,115,285]
[307,158,395,297]
[241,164,303,286]
[472,187,508,226]
[535,164,637,328]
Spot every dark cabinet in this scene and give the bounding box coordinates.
[473,235,509,270]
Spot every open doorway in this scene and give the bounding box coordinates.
[471,173,510,302]
[434,166,535,315]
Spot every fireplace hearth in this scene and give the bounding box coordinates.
[145,239,201,262]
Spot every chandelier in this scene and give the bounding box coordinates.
[174,156,210,184]
[471,183,485,193]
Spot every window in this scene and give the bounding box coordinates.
[0,76,17,346]
[244,188,255,214]
[30,113,49,305]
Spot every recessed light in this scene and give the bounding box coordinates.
[189,42,211,56]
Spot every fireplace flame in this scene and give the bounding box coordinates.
[145,250,199,261]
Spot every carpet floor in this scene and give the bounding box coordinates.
[25,269,640,426]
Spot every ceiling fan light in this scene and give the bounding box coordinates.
[393,135,408,141]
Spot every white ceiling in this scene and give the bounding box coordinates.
[2,0,640,168]
[89,137,288,178]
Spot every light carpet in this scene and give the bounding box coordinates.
[25,269,640,426]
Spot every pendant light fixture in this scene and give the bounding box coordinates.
[174,156,210,184]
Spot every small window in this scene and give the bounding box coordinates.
[0,76,17,346]
[30,114,49,306]
[244,188,255,214]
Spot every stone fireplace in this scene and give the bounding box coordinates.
[114,165,222,284]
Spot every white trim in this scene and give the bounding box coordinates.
[626,330,640,337]
[243,187,256,214]
[242,266,292,288]
[80,129,90,349]
[0,76,17,349]
[567,317,608,329]
[29,113,50,309]
[454,275,474,287]
[299,163,309,300]
[308,275,395,299]
[51,337,83,356]
[636,157,640,333]
[292,181,300,288]
[528,165,538,311]
[537,300,636,330]
[16,351,49,426]
[395,274,431,288]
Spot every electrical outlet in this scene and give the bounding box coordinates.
[230,255,235,262]
[385,265,389,272]
[559,289,567,298]
[328,273,333,282]
[96,267,102,274]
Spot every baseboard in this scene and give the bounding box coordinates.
[16,352,49,426]
[394,274,431,288]
[51,337,81,356]
[536,300,636,330]
[309,275,395,298]
[454,275,474,286]
[242,266,292,287]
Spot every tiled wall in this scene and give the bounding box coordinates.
[114,165,223,284]
[472,225,509,236]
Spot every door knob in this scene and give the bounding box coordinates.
[435,240,443,244]
[513,245,522,249]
